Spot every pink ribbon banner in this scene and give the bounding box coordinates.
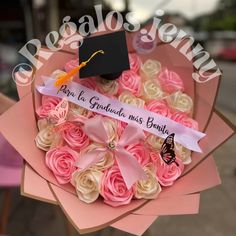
[37,77,206,152]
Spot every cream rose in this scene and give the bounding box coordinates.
[71,169,103,203]
[80,143,114,171]
[119,91,145,108]
[140,59,161,80]
[51,70,67,80]
[142,80,166,101]
[37,118,49,130]
[35,125,56,151]
[166,91,193,114]
[97,78,119,96]
[134,163,162,199]
[146,135,164,151]
[103,117,119,142]
[36,119,62,151]
[69,103,92,118]
[175,143,192,165]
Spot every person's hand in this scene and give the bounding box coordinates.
[0,93,16,115]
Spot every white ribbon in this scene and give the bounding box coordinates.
[37,77,205,152]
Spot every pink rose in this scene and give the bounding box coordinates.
[171,112,199,130]
[100,165,134,207]
[129,53,142,73]
[155,154,184,186]
[158,69,184,94]
[45,146,78,184]
[79,77,97,90]
[126,143,150,166]
[149,151,160,165]
[36,96,61,118]
[63,124,89,150]
[118,70,142,97]
[65,59,79,79]
[146,100,172,118]
[116,120,128,137]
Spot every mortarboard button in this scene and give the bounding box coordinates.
[79,30,130,80]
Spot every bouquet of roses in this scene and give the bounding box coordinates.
[0,27,235,235]
[34,52,199,207]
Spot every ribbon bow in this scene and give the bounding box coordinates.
[76,116,147,189]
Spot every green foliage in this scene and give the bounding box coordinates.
[191,0,236,31]
[205,14,236,31]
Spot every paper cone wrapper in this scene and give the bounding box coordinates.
[21,153,219,234]
[0,24,235,234]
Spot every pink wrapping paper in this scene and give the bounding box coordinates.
[22,163,200,235]
[21,154,219,234]
[1,23,235,234]
[22,164,156,235]
[22,164,56,204]
[111,214,158,236]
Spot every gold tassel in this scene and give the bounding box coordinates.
[54,50,104,87]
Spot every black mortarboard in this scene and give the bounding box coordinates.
[79,31,130,80]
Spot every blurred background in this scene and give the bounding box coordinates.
[0,0,235,235]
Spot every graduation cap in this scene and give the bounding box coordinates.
[54,31,130,87]
[79,30,130,80]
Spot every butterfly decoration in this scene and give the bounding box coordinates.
[48,98,75,132]
[49,98,69,125]
[48,98,88,133]
[160,133,179,166]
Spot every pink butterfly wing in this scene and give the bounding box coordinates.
[49,98,69,125]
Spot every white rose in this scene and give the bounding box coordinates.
[80,143,114,171]
[37,118,49,130]
[134,163,162,199]
[142,80,166,101]
[140,59,162,80]
[175,143,192,165]
[35,125,56,151]
[36,119,63,150]
[166,91,193,114]
[71,169,103,204]
[119,91,145,108]
[69,103,92,118]
[51,70,67,80]
[102,117,119,142]
[97,78,119,95]
[146,135,164,151]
